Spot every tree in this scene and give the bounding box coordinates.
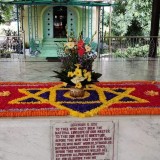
[104,0,152,36]
[149,0,160,57]
[0,2,13,24]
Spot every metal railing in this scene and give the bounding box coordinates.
[0,32,25,59]
[100,36,160,58]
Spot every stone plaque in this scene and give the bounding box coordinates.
[51,121,117,160]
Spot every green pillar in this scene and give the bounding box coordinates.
[82,6,86,39]
[34,5,38,40]
[88,6,92,39]
[28,5,34,51]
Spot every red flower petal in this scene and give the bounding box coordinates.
[77,40,84,49]
[78,47,85,56]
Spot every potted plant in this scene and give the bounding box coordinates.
[53,32,102,97]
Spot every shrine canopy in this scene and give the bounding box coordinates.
[0,0,115,6]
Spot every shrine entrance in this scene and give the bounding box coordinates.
[43,6,77,39]
[53,6,67,38]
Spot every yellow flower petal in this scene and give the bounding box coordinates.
[66,42,75,49]
[84,72,91,79]
[85,45,91,52]
[67,72,74,77]
[71,76,85,84]
[75,82,82,88]
[83,69,87,73]
[68,38,73,42]
[63,82,67,87]
[75,64,81,68]
[74,68,82,77]
[87,77,91,82]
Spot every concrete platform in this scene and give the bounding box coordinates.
[0,57,160,160]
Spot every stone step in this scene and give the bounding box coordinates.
[41,45,58,49]
[42,41,57,45]
[38,48,58,57]
[43,38,67,42]
[38,49,58,58]
[38,38,67,57]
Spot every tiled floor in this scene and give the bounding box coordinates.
[0,56,160,160]
[0,56,160,82]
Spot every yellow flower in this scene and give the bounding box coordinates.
[84,72,91,81]
[86,85,89,88]
[87,77,91,82]
[83,69,87,73]
[75,82,82,88]
[75,64,81,69]
[71,76,85,84]
[66,42,75,49]
[85,45,91,52]
[63,82,67,87]
[74,68,82,77]
[84,71,91,79]
[67,71,74,77]
[68,38,73,42]
[86,84,92,88]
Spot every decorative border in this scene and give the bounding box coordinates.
[98,108,160,116]
[0,81,160,117]
[0,109,69,117]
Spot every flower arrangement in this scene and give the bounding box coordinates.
[54,32,102,89]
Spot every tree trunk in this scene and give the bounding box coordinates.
[149,0,160,57]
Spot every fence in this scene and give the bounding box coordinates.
[100,36,160,58]
[0,33,25,59]
[1,35,159,59]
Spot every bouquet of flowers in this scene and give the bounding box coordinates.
[54,32,102,89]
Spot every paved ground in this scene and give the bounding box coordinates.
[0,56,159,82]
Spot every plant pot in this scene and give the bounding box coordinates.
[70,87,85,98]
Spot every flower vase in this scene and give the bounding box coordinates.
[70,87,85,98]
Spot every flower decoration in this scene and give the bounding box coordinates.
[144,90,159,96]
[0,91,10,96]
[54,32,102,88]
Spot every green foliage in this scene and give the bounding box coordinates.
[53,70,102,86]
[114,45,150,58]
[104,0,152,36]
[0,3,13,24]
[53,70,73,85]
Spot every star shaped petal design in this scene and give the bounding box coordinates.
[9,84,149,117]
